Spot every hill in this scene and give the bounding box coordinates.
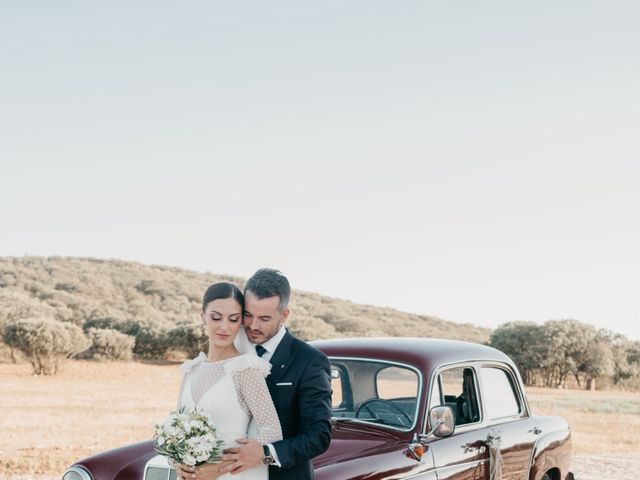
[0,256,491,355]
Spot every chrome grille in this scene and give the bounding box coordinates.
[145,466,174,480]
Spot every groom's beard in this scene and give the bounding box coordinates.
[244,323,281,345]
[245,326,265,344]
[245,327,256,344]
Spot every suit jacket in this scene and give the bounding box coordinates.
[266,331,332,480]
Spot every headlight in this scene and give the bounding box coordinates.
[62,466,92,480]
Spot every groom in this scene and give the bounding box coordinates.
[220,268,333,479]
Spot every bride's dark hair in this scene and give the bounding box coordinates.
[202,282,244,311]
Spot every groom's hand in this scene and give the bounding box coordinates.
[220,438,264,474]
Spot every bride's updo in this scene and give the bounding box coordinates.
[202,282,244,311]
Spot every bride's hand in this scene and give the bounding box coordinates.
[199,461,235,480]
[174,461,235,480]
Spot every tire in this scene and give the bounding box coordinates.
[541,474,552,480]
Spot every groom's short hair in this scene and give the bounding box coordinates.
[245,268,291,310]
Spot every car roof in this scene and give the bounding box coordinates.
[311,337,514,371]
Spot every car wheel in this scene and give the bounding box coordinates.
[541,474,552,480]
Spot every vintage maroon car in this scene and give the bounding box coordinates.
[62,338,574,480]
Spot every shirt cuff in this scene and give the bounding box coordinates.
[266,444,281,467]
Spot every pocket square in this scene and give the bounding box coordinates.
[276,382,293,386]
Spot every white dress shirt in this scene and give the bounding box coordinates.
[256,325,287,362]
[257,326,287,466]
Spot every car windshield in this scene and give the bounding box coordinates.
[330,358,420,430]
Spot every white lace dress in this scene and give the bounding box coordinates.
[178,352,283,480]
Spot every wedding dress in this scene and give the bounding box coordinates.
[178,350,282,480]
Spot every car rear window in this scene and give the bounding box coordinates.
[481,367,521,420]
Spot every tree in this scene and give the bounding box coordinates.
[539,319,618,389]
[3,318,90,374]
[576,331,615,390]
[0,291,56,362]
[490,322,547,385]
[611,336,640,387]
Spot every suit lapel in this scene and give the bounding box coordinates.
[266,330,294,389]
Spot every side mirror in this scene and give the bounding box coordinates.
[428,406,455,438]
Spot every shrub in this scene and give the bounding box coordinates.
[168,320,208,358]
[83,315,171,359]
[133,322,171,359]
[83,308,131,333]
[84,328,135,361]
[3,318,90,375]
[288,315,338,341]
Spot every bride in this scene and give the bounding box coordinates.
[174,282,282,480]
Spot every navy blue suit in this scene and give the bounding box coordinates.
[266,331,332,480]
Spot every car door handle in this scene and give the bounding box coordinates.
[528,426,542,435]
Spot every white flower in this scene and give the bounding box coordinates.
[196,452,208,462]
[190,420,204,431]
[183,453,197,467]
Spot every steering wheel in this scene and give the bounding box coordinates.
[354,398,413,427]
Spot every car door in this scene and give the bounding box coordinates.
[315,358,439,480]
[427,365,491,480]
[478,365,539,480]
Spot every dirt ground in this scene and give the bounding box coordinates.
[570,453,640,479]
[1,360,638,479]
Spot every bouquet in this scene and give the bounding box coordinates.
[154,407,225,467]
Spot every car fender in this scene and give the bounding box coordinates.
[528,428,572,480]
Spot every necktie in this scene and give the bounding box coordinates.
[255,345,267,357]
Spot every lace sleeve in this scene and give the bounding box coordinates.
[177,373,187,410]
[235,368,283,444]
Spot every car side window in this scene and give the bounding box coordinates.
[435,367,481,426]
[330,365,344,408]
[429,373,443,411]
[481,367,521,420]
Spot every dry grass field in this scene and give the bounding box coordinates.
[525,387,640,479]
[1,361,639,480]
[0,361,182,480]
[525,386,640,454]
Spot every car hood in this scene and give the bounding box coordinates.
[314,421,408,467]
[73,423,408,480]
[74,440,157,480]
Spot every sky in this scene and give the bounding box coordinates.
[1,1,639,340]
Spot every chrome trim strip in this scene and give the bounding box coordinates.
[328,356,423,433]
[435,458,487,473]
[400,465,438,479]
